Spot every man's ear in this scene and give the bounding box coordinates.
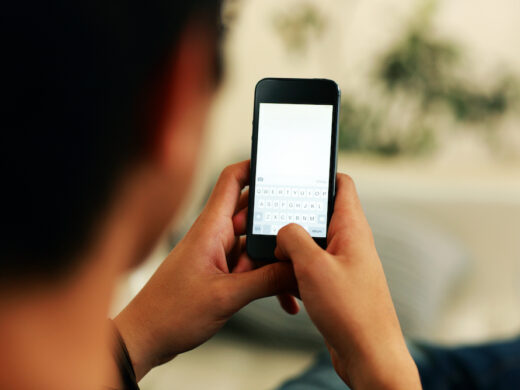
[154,22,218,171]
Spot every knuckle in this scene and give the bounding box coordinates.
[213,279,233,309]
[312,245,326,259]
[263,264,284,291]
[297,254,318,279]
[297,243,322,267]
[308,248,326,267]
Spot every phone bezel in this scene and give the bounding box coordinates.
[246,78,340,261]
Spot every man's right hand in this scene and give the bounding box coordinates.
[275,174,422,390]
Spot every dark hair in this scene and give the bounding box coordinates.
[0,1,222,281]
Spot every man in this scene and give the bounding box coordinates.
[0,2,421,389]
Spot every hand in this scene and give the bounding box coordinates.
[275,174,422,390]
[115,160,297,381]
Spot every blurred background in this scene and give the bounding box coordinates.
[112,0,520,388]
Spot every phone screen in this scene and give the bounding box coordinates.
[252,103,333,237]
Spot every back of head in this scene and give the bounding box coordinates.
[0,1,221,283]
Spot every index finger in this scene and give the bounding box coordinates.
[205,160,250,218]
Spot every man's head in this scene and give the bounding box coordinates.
[1,0,222,282]
[0,1,222,389]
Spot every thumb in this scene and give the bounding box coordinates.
[275,224,324,271]
[230,261,297,308]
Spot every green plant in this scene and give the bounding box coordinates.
[341,1,518,156]
[378,23,516,123]
[272,3,326,54]
[339,97,436,157]
[270,0,519,157]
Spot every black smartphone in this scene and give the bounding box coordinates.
[246,78,340,260]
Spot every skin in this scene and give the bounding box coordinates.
[115,161,298,381]
[275,175,422,389]
[0,19,421,390]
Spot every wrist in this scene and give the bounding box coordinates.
[114,304,162,382]
[110,320,140,389]
[344,342,421,390]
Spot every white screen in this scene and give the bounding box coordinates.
[252,103,333,237]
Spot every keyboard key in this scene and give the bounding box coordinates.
[255,184,328,235]
[310,227,325,236]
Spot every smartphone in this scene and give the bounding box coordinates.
[246,78,340,260]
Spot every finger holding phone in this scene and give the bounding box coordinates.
[276,175,421,390]
[115,160,297,381]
